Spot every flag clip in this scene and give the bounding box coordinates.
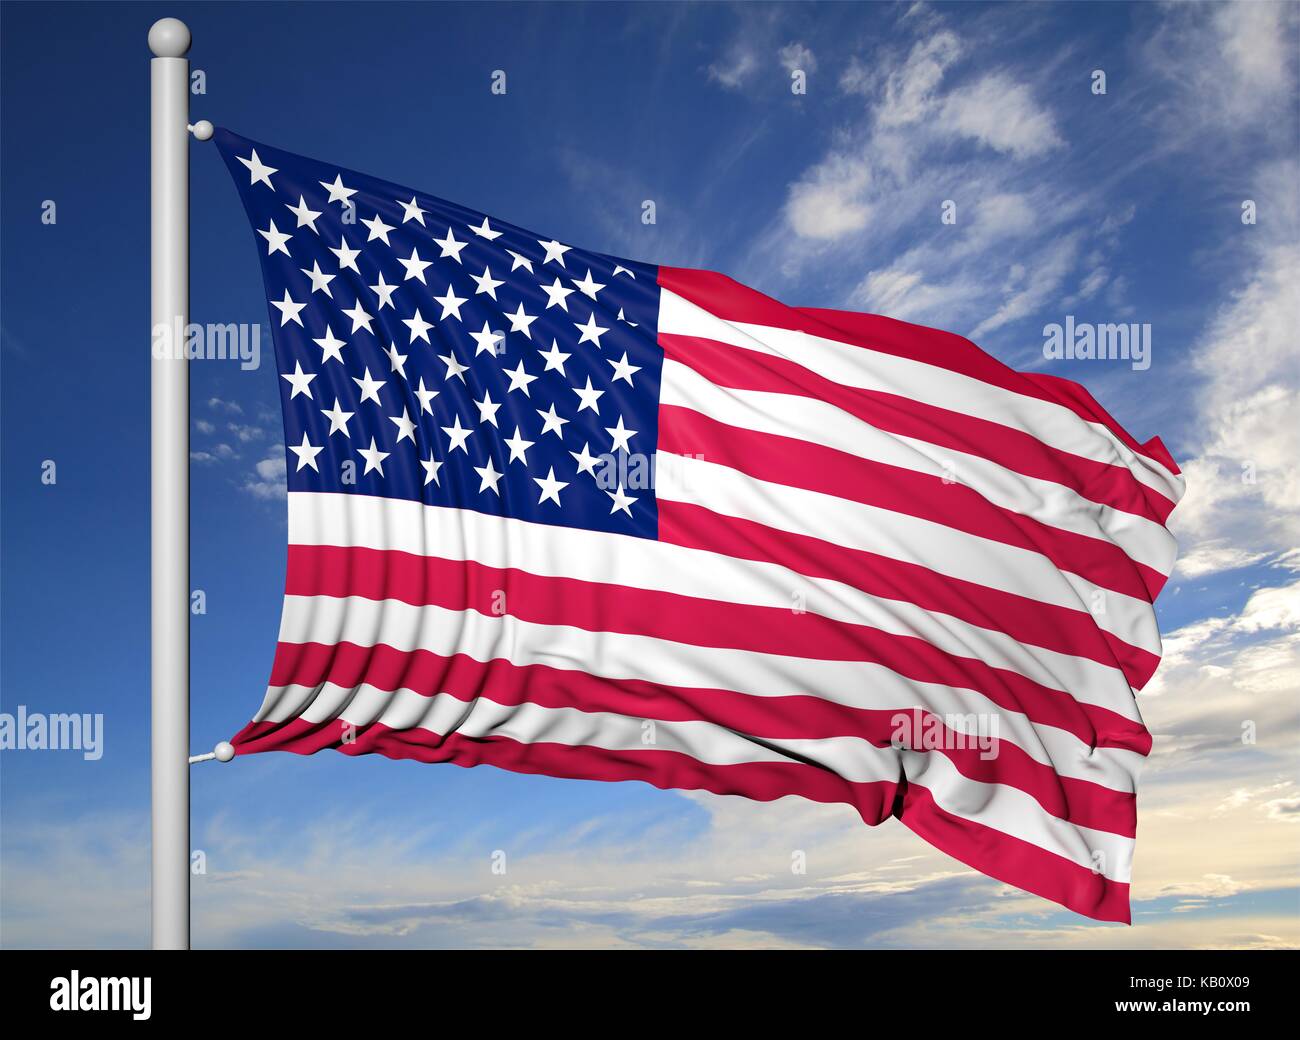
[189,741,235,765]
[187,121,213,141]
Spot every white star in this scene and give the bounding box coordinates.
[469,322,505,357]
[397,196,427,225]
[369,272,399,310]
[534,467,570,507]
[538,339,571,375]
[613,265,635,279]
[433,283,468,321]
[271,290,306,327]
[362,213,395,245]
[385,341,409,377]
[330,235,361,273]
[319,173,357,206]
[504,360,538,396]
[570,442,601,476]
[572,376,605,414]
[435,227,468,263]
[616,307,639,328]
[572,268,606,300]
[320,398,353,437]
[606,351,642,385]
[468,217,502,240]
[286,195,322,233]
[505,301,538,339]
[352,367,385,406]
[607,485,637,517]
[357,437,390,476]
[312,325,347,365]
[536,403,569,439]
[540,277,575,311]
[398,246,433,284]
[503,426,535,465]
[421,452,443,486]
[280,360,315,399]
[474,390,502,427]
[470,265,504,300]
[289,432,323,472]
[258,218,292,257]
[300,260,335,297]
[439,350,469,381]
[237,149,277,189]
[342,299,374,334]
[575,312,609,348]
[402,307,434,344]
[474,458,505,495]
[505,249,534,273]
[389,407,417,444]
[538,238,571,267]
[606,416,637,452]
[441,415,473,453]
[414,377,439,414]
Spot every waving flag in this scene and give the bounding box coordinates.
[216,129,1183,922]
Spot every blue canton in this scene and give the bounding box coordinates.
[215,129,663,538]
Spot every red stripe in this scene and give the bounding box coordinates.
[659,264,1178,483]
[273,627,1146,757]
[659,403,1164,601]
[230,714,1130,922]
[658,501,1162,696]
[265,640,1136,836]
[899,782,1131,923]
[662,332,1175,526]
[233,714,903,818]
[284,542,1155,742]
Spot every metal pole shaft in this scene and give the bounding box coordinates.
[149,17,191,951]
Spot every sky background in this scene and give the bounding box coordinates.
[1,0,1297,948]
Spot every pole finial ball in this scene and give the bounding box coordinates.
[148,18,191,58]
[214,741,236,763]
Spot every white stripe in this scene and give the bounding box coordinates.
[657,455,1162,660]
[661,358,1176,576]
[264,590,1145,794]
[288,492,1146,720]
[258,679,1133,879]
[659,289,1184,508]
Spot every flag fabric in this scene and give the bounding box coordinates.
[216,128,1184,922]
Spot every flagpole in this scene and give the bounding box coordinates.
[149,16,192,951]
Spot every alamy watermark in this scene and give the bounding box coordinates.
[890,709,1000,761]
[0,705,103,760]
[152,316,262,370]
[1043,316,1151,371]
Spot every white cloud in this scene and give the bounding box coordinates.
[708,46,759,90]
[877,30,961,127]
[785,153,872,239]
[242,451,286,500]
[1169,235,1300,578]
[1174,543,1271,580]
[856,268,948,319]
[839,57,873,96]
[969,232,1078,338]
[1070,265,1109,303]
[938,73,1062,158]
[1147,2,1297,133]
[764,16,1092,347]
[778,41,816,75]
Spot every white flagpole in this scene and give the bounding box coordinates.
[149,16,192,951]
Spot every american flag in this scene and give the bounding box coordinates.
[216,129,1184,922]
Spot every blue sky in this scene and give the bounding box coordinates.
[2,1,1297,948]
